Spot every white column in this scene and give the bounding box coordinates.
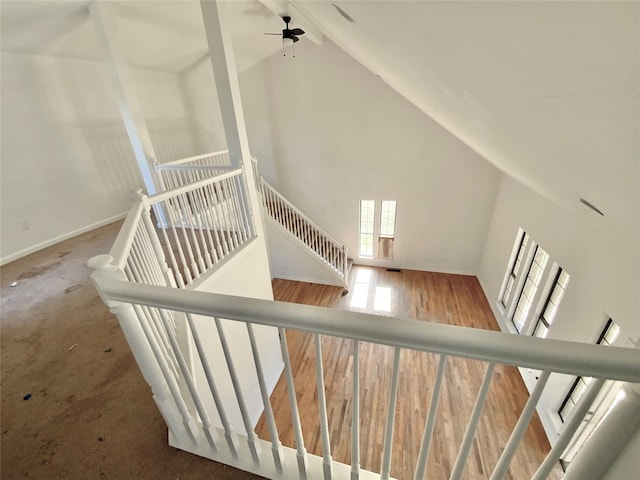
[89,1,159,195]
[199,1,251,167]
[564,383,640,480]
[199,0,265,236]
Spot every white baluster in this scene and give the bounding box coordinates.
[162,198,193,285]
[155,218,185,288]
[414,354,447,480]
[214,317,261,464]
[247,324,283,472]
[279,328,308,478]
[174,192,201,279]
[187,189,210,270]
[158,309,218,451]
[140,199,177,288]
[449,362,496,480]
[204,181,229,258]
[186,312,238,457]
[189,186,214,268]
[351,340,360,480]
[490,370,551,480]
[315,334,333,479]
[381,347,401,480]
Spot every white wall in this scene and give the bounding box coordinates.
[478,175,639,442]
[265,217,344,287]
[0,52,205,264]
[0,53,139,263]
[239,40,502,275]
[190,238,283,434]
[181,59,228,155]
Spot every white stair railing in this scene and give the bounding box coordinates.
[260,178,349,290]
[154,152,350,291]
[154,150,234,191]
[88,246,640,480]
[112,168,255,290]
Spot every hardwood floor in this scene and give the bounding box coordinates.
[255,266,562,479]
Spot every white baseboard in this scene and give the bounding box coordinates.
[271,272,344,287]
[351,258,478,276]
[0,213,126,266]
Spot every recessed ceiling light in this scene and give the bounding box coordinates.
[579,197,605,216]
[332,3,355,23]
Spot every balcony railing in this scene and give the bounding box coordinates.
[154,150,233,191]
[89,170,639,480]
[113,168,255,289]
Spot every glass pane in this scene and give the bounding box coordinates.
[360,200,375,234]
[380,200,397,236]
[360,233,373,257]
[360,201,375,256]
[601,322,620,346]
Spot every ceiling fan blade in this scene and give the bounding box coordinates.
[291,36,300,43]
[290,28,305,36]
[264,33,281,35]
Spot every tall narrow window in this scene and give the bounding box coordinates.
[378,200,396,259]
[359,200,375,257]
[511,246,549,332]
[533,268,570,338]
[379,201,396,236]
[501,231,530,308]
[558,319,620,422]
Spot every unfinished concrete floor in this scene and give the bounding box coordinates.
[0,221,264,479]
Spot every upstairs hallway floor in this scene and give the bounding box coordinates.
[0,221,264,480]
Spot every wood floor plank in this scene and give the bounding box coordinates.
[255,266,562,479]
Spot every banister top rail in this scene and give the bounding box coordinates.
[95,276,640,383]
[156,150,230,167]
[148,168,243,204]
[155,164,236,172]
[108,199,146,270]
[262,179,343,248]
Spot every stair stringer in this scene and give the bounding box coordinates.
[264,215,345,287]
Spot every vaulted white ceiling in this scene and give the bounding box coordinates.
[2,0,638,242]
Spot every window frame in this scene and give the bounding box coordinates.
[359,200,375,258]
[379,200,397,238]
[532,267,569,338]
[500,231,530,309]
[557,318,618,422]
[511,245,549,333]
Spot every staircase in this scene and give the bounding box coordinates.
[259,178,352,292]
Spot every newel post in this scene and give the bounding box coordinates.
[152,159,168,192]
[342,246,349,293]
[87,254,193,446]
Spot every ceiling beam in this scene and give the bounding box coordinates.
[89,1,160,195]
[258,0,324,45]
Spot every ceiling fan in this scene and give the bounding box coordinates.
[265,15,305,57]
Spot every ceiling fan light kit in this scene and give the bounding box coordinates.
[264,15,306,57]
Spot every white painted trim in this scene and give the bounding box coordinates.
[0,213,126,266]
[265,215,343,280]
[354,257,478,277]
[271,273,343,288]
